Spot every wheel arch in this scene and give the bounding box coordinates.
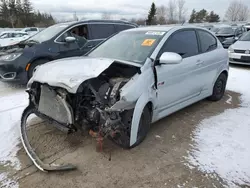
[129,92,156,147]
[26,56,54,72]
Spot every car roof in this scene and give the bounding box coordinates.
[1,31,28,34]
[122,25,209,33]
[56,19,138,28]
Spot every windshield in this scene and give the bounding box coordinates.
[211,27,220,32]
[217,27,235,35]
[239,31,250,41]
[27,24,69,43]
[88,30,166,64]
[0,33,8,39]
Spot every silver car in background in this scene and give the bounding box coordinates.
[21,26,229,172]
[228,31,250,65]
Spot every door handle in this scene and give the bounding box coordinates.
[196,60,204,66]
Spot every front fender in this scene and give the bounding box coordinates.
[129,88,156,146]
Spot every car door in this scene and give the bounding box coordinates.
[56,26,88,58]
[196,29,221,92]
[86,23,116,53]
[155,29,203,110]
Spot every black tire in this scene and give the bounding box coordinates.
[208,73,227,101]
[110,106,151,149]
[28,59,50,79]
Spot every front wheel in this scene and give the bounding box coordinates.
[110,106,151,149]
[208,73,227,101]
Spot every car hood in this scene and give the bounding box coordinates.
[215,33,234,37]
[231,41,250,50]
[29,57,119,93]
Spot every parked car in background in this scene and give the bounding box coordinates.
[22,26,229,172]
[213,25,247,48]
[228,31,250,65]
[244,23,250,31]
[0,20,137,83]
[0,31,30,48]
[21,27,40,36]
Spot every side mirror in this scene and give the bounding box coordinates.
[65,36,76,43]
[157,52,182,65]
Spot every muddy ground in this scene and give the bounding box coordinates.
[0,66,248,188]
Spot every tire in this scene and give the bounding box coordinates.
[28,59,50,80]
[208,73,227,101]
[110,106,151,149]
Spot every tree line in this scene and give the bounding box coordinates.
[0,0,55,28]
[119,0,248,26]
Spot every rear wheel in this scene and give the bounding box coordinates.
[208,73,227,101]
[28,59,50,80]
[110,106,151,149]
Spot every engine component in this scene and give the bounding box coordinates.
[38,85,74,125]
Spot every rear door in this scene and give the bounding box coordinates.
[87,23,116,51]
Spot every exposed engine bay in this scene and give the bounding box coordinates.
[21,62,140,171]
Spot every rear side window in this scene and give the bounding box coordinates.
[30,28,38,31]
[115,24,135,32]
[89,24,115,40]
[159,30,198,58]
[197,30,217,53]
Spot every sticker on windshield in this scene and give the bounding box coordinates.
[141,39,156,46]
[145,31,165,35]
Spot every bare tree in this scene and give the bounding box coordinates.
[177,0,187,23]
[225,0,249,21]
[238,3,249,21]
[156,5,167,24]
[167,0,177,23]
[101,12,112,20]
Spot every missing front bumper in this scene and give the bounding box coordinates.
[38,85,74,125]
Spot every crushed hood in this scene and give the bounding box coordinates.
[29,57,115,93]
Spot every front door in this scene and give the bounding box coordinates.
[56,25,89,58]
[155,30,203,111]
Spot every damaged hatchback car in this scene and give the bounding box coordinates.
[21,26,229,172]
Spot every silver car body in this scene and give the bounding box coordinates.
[228,40,250,65]
[28,26,229,146]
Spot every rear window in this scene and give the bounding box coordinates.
[30,28,38,31]
[198,30,217,53]
[89,24,115,39]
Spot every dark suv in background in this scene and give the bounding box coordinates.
[0,20,137,83]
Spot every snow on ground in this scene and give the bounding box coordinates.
[187,67,250,187]
[0,91,28,187]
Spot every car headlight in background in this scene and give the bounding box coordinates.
[0,53,22,61]
[228,46,234,53]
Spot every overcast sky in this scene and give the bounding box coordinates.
[31,0,250,21]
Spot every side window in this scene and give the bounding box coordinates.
[89,24,115,39]
[0,33,9,38]
[197,30,217,53]
[115,24,135,32]
[159,30,198,58]
[235,28,243,36]
[30,28,38,31]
